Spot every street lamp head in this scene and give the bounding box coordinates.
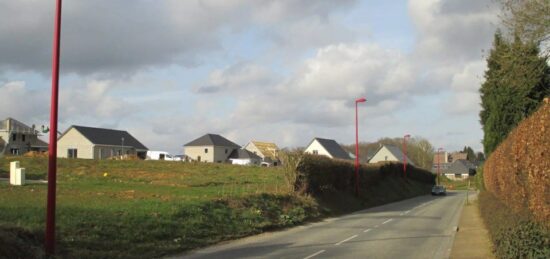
[355,97,366,103]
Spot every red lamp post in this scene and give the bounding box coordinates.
[437,148,444,185]
[354,97,366,196]
[46,0,62,255]
[403,134,410,177]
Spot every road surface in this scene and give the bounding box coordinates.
[175,191,466,259]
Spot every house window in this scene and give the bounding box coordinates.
[225,149,228,154]
[312,150,318,155]
[22,134,26,142]
[204,148,208,153]
[385,156,388,161]
[68,149,78,158]
[12,134,16,141]
[455,174,462,178]
[10,148,19,155]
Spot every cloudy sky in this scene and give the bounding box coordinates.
[0,0,500,154]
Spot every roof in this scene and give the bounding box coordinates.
[310,137,351,160]
[371,145,415,165]
[250,141,279,158]
[450,152,468,161]
[228,149,262,160]
[444,159,476,175]
[66,125,148,150]
[0,117,38,133]
[184,134,240,148]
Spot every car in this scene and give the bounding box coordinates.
[431,185,447,196]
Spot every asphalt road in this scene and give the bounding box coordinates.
[176,191,466,259]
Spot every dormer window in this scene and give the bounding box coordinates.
[204,148,208,153]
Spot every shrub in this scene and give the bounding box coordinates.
[483,98,550,226]
[479,191,550,258]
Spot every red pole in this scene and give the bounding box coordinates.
[46,0,62,255]
[403,135,409,177]
[355,101,359,196]
[437,148,442,185]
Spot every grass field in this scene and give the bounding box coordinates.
[0,156,432,258]
[0,157,312,258]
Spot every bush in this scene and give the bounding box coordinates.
[479,191,550,258]
[483,99,550,225]
[295,155,435,195]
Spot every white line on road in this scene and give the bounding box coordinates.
[400,212,404,216]
[404,210,411,214]
[303,250,325,259]
[335,235,358,246]
[374,225,380,228]
[364,228,372,233]
[382,219,393,224]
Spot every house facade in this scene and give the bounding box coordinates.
[243,141,280,166]
[184,134,240,163]
[304,138,351,160]
[368,145,415,166]
[0,118,48,156]
[57,125,148,159]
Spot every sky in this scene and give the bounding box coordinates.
[0,0,501,155]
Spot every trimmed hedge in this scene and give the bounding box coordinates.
[479,191,550,258]
[294,155,435,195]
[483,99,550,225]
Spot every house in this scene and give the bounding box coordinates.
[368,144,415,166]
[228,148,262,166]
[432,151,451,171]
[243,141,280,166]
[449,152,468,162]
[0,118,48,156]
[304,137,351,160]
[57,125,148,159]
[442,159,476,181]
[184,133,240,163]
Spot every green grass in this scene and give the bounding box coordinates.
[438,174,480,191]
[0,157,305,258]
[0,156,433,258]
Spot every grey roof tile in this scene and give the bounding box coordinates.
[71,125,148,150]
[184,134,240,148]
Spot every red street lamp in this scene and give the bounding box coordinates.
[437,148,444,185]
[354,97,366,196]
[403,134,410,177]
[46,0,62,255]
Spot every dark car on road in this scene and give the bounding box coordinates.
[431,185,446,196]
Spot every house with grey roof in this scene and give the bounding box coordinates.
[228,148,262,166]
[443,159,476,181]
[304,137,351,160]
[57,125,148,159]
[184,133,240,163]
[0,117,48,156]
[368,144,415,166]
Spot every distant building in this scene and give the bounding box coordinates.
[184,133,240,163]
[0,118,48,156]
[449,152,468,162]
[228,148,262,166]
[57,125,148,159]
[442,159,477,181]
[304,137,351,160]
[368,144,415,165]
[243,140,280,166]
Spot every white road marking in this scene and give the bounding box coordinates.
[404,210,411,215]
[374,225,380,228]
[303,250,325,259]
[400,212,404,216]
[335,235,358,246]
[382,219,393,224]
[364,228,372,233]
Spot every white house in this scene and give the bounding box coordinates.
[304,137,351,160]
[369,145,415,165]
[243,140,280,166]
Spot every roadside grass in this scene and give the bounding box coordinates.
[0,157,300,258]
[0,156,433,258]
[439,175,480,191]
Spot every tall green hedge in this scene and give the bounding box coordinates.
[294,155,435,195]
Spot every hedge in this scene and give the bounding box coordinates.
[294,154,435,195]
